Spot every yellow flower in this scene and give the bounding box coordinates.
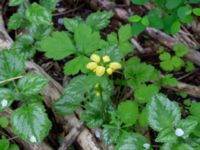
[106,67,113,75]
[102,55,111,63]
[96,92,100,97]
[86,62,98,70]
[90,54,100,63]
[109,62,122,70]
[95,66,105,77]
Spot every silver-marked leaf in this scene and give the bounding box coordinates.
[148,94,181,131]
[26,3,52,25]
[0,89,14,112]
[86,11,113,31]
[17,73,48,95]
[0,50,25,81]
[11,103,52,144]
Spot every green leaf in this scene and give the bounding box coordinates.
[141,17,150,26]
[74,23,101,54]
[8,13,25,30]
[64,18,79,32]
[160,60,174,71]
[9,144,20,150]
[0,89,14,112]
[148,94,181,131]
[176,118,198,136]
[174,43,188,57]
[135,84,159,104]
[40,31,75,60]
[0,116,9,128]
[54,75,97,114]
[26,3,52,25]
[189,102,200,120]
[177,6,192,19]
[115,133,150,150]
[118,25,132,43]
[80,98,104,128]
[64,56,90,75]
[0,138,9,150]
[193,8,200,16]
[161,74,177,87]
[86,11,113,31]
[148,9,164,29]
[129,15,142,22]
[17,73,48,95]
[9,0,24,6]
[165,0,181,9]
[11,103,52,144]
[118,100,139,126]
[156,128,177,143]
[185,61,195,72]
[0,51,25,81]
[131,22,145,36]
[139,107,148,127]
[159,52,171,61]
[39,0,56,12]
[171,21,181,34]
[131,0,149,5]
[171,56,183,68]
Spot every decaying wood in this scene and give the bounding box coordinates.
[0,9,103,150]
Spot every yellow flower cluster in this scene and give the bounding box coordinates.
[86,54,122,77]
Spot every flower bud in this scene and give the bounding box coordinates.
[103,55,111,63]
[106,68,113,75]
[86,62,97,70]
[109,62,122,70]
[95,66,105,77]
[90,54,100,63]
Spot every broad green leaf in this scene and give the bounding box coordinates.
[174,43,188,57]
[115,133,150,150]
[160,60,174,71]
[189,102,200,120]
[54,75,97,114]
[118,100,139,126]
[39,0,56,12]
[0,51,25,81]
[156,128,177,143]
[40,31,75,60]
[0,89,14,112]
[118,42,133,56]
[64,56,90,75]
[64,18,79,32]
[86,11,113,31]
[189,0,200,3]
[118,25,132,43]
[193,8,200,16]
[177,6,192,19]
[135,84,159,104]
[26,3,52,25]
[80,98,104,128]
[132,22,145,36]
[171,21,181,34]
[131,0,149,5]
[74,23,101,54]
[165,0,181,9]
[11,103,52,144]
[102,127,120,145]
[141,17,150,26]
[17,73,48,95]
[8,13,25,30]
[185,61,195,72]
[9,0,24,6]
[0,139,9,150]
[176,118,198,136]
[148,9,164,29]
[148,94,181,131]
